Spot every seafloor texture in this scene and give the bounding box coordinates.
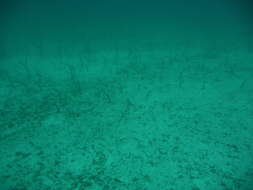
[1,1,253,190]
[1,43,253,190]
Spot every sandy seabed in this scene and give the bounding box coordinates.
[0,44,253,190]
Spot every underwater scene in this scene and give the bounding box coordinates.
[0,0,253,189]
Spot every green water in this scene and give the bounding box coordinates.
[0,1,253,189]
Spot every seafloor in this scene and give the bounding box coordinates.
[0,38,253,190]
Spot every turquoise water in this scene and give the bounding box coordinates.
[0,1,253,189]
